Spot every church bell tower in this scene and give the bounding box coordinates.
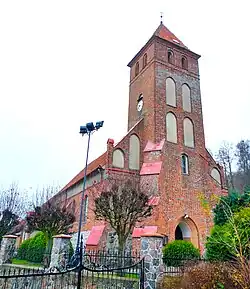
[126,21,226,250]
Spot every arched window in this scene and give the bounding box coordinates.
[112,149,125,168]
[166,78,176,107]
[166,112,177,143]
[181,154,189,174]
[182,84,191,112]
[183,118,194,147]
[72,200,76,215]
[168,50,174,64]
[135,62,139,76]
[181,56,188,70]
[211,168,221,185]
[143,53,147,68]
[83,195,88,223]
[129,134,140,170]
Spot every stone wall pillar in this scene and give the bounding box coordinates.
[0,235,18,265]
[49,234,72,269]
[141,233,164,289]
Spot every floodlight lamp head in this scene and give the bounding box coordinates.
[86,122,95,132]
[79,126,87,135]
[95,121,104,130]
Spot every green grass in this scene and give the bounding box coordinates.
[11,259,42,268]
[122,273,139,279]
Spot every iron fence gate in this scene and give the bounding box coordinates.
[0,249,145,289]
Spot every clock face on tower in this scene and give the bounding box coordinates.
[137,94,143,112]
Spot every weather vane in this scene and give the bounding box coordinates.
[160,12,163,23]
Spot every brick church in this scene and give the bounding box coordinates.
[56,21,227,252]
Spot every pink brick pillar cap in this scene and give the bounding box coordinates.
[107,138,114,145]
[53,234,72,239]
[141,233,164,238]
[2,235,18,239]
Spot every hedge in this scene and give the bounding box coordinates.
[17,232,74,264]
[163,240,200,267]
[17,232,46,264]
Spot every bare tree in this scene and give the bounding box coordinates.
[216,141,235,189]
[235,140,250,186]
[26,185,74,267]
[0,183,29,240]
[0,182,29,216]
[31,184,60,207]
[94,179,153,252]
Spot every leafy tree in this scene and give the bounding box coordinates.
[94,180,152,252]
[206,223,234,261]
[26,201,75,266]
[206,207,250,261]
[213,191,250,226]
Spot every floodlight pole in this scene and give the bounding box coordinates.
[69,121,103,267]
[75,130,91,254]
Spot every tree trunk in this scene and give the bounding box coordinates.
[118,235,125,254]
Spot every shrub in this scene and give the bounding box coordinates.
[180,262,240,289]
[206,207,250,261]
[157,276,182,289]
[163,240,200,267]
[16,239,30,260]
[206,224,232,261]
[17,232,46,264]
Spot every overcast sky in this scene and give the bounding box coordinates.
[0,0,249,192]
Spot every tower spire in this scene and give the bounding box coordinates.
[160,12,163,24]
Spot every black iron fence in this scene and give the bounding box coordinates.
[0,249,144,289]
[0,266,78,289]
[162,257,203,276]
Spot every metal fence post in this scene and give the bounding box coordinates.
[77,236,83,289]
[140,258,145,289]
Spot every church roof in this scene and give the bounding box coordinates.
[60,119,144,193]
[153,22,186,48]
[128,22,189,67]
[60,152,106,192]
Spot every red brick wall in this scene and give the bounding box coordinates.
[61,30,227,253]
[126,35,227,252]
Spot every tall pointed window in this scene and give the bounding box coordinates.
[143,53,147,68]
[129,134,140,170]
[183,118,194,148]
[166,112,177,143]
[83,195,88,223]
[112,149,125,168]
[135,62,139,77]
[166,78,176,107]
[181,154,189,174]
[181,56,188,70]
[211,168,221,185]
[168,50,174,64]
[72,200,76,215]
[182,84,191,112]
